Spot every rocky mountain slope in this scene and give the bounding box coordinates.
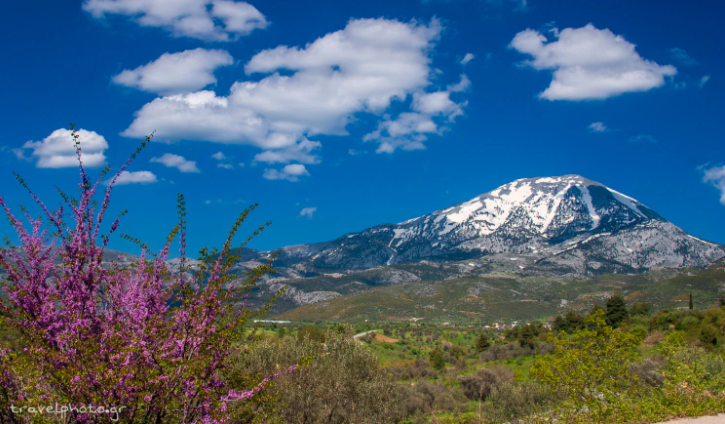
[267,175,723,275]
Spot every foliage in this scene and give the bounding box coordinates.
[605,293,628,328]
[0,125,286,423]
[296,324,326,343]
[553,310,586,333]
[457,365,513,400]
[430,347,445,370]
[233,331,402,424]
[630,302,651,317]
[475,333,491,353]
[517,325,537,350]
[483,380,560,423]
[531,309,641,412]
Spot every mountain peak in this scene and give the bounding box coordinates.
[262,174,722,279]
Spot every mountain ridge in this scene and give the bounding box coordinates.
[261,174,722,275]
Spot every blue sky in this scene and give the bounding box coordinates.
[1,0,723,256]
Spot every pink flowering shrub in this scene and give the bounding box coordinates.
[0,125,291,423]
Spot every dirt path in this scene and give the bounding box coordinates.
[656,414,725,424]
[352,329,382,339]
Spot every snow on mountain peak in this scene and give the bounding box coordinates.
[394,175,655,245]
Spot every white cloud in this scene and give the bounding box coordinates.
[629,134,657,143]
[113,49,234,95]
[510,24,677,100]
[447,74,471,93]
[348,149,366,155]
[588,122,608,133]
[253,138,321,164]
[703,165,725,205]
[699,75,711,88]
[460,53,475,65]
[150,153,200,173]
[121,18,470,172]
[669,48,700,66]
[217,163,233,169]
[211,151,227,160]
[108,170,158,185]
[263,164,309,182]
[299,207,317,219]
[82,0,268,41]
[21,128,108,168]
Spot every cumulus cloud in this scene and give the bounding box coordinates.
[699,75,711,88]
[211,151,227,160]
[263,164,309,182]
[510,24,677,100]
[299,207,317,219]
[82,0,268,41]
[113,49,234,95]
[121,18,471,172]
[629,134,657,143]
[150,153,200,173]
[21,128,108,168]
[702,165,725,205]
[460,53,475,65]
[217,163,233,169]
[588,122,608,133]
[108,170,158,185]
[363,73,470,153]
[669,48,700,66]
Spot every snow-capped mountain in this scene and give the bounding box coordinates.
[267,175,724,276]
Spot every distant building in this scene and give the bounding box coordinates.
[253,319,291,324]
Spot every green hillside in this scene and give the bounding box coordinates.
[276,266,725,322]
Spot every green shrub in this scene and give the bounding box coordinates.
[430,348,445,370]
[629,326,647,341]
[630,302,652,317]
[531,309,641,412]
[700,324,719,345]
[681,315,701,330]
[483,380,560,423]
[457,365,514,400]
[231,332,402,424]
[628,355,666,387]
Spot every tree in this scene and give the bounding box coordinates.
[605,293,629,328]
[298,324,326,343]
[564,310,586,332]
[689,292,694,310]
[475,333,491,352]
[552,315,567,332]
[429,348,445,370]
[531,310,642,413]
[518,325,536,350]
[630,302,651,317]
[699,324,718,345]
[0,125,290,424]
[720,296,725,308]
